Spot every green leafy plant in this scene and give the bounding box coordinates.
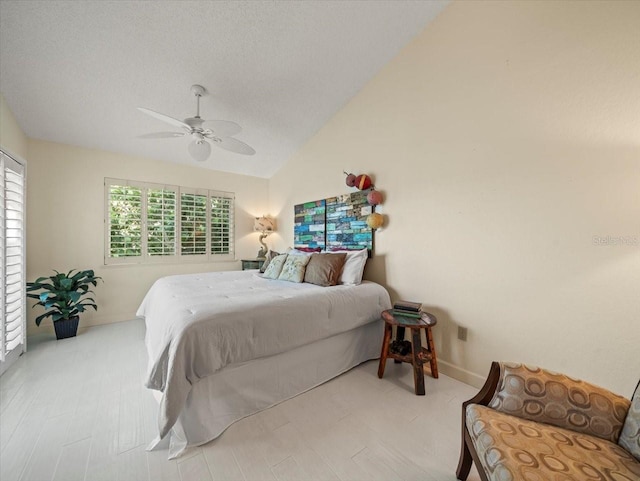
[26,269,102,326]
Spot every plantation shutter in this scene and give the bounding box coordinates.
[1,150,26,374]
[106,181,143,263]
[147,187,177,257]
[210,192,234,259]
[180,189,208,256]
[105,179,234,264]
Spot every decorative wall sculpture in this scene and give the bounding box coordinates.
[294,172,385,253]
[343,171,384,229]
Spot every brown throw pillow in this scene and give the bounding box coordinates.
[304,253,347,287]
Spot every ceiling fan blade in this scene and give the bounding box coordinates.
[137,107,191,131]
[202,120,242,138]
[138,132,186,139]
[211,136,256,155]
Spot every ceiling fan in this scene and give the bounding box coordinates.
[137,85,255,162]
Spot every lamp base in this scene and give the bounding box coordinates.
[257,233,268,259]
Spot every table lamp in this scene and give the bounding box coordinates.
[254,216,276,259]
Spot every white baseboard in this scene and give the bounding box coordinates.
[27,317,139,337]
[438,360,486,389]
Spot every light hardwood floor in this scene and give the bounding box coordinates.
[1,319,482,481]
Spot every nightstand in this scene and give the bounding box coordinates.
[241,259,264,270]
[377,309,438,395]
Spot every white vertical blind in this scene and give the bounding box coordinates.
[1,150,26,369]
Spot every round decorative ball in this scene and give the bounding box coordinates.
[367,189,383,206]
[366,212,384,229]
[345,172,356,187]
[355,174,372,190]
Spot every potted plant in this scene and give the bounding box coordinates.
[26,269,102,340]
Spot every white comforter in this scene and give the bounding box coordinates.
[137,270,391,440]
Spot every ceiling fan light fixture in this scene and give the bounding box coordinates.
[188,139,211,162]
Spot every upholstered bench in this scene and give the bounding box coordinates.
[456,361,640,481]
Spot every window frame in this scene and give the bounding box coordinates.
[104,178,235,265]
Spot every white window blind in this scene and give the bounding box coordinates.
[105,178,234,264]
[1,150,26,371]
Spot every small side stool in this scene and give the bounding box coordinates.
[377,309,438,395]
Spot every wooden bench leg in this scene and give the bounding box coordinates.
[410,328,425,395]
[377,322,392,378]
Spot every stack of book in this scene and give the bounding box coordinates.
[391,300,423,318]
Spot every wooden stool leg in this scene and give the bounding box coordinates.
[426,326,439,379]
[411,328,425,395]
[377,322,392,378]
[394,325,405,363]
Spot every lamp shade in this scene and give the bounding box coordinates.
[254,216,276,233]
[188,139,211,162]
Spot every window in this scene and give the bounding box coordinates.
[211,195,233,254]
[108,184,142,258]
[105,178,234,264]
[1,150,26,374]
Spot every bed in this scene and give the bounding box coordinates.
[137,269,391,458]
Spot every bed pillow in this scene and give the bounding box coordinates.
[277,254,311,283]
[262,253,288,279]
[304,253,347,287]
[260,250,280,273]
[292,246,322,253]
[287,248,316,256]
[331,249,368,285]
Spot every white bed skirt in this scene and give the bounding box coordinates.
[149,319,383,458]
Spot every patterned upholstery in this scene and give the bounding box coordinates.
[467,404,640,480]
[488,362,631,444]
[277,254,311,282]
[619,381,640,462]
[262,253,288,279]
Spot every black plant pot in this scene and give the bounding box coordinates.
[53,317,79,340]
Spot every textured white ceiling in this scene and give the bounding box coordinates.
[0,0,448,178]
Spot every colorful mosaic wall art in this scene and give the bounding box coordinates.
[293,199,326,249]
[326,191,373,251]
[294,192,374,252]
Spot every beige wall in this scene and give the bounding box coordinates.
[269,1,640,395]
[0,94,28,159]
[26,139,269,334]
[12,1,640,395]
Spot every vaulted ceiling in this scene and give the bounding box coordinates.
[0,0,448,178]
